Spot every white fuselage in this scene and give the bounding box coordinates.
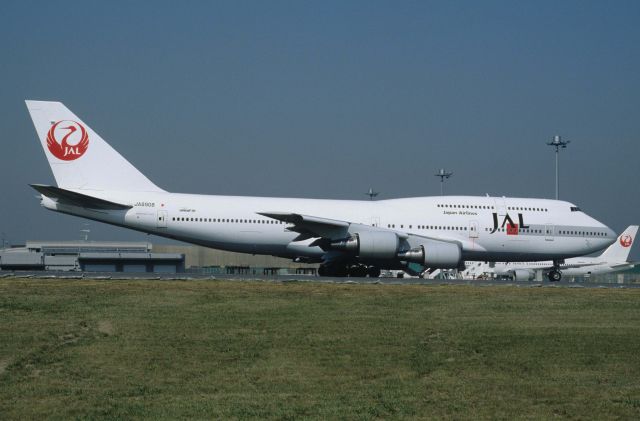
[466,258,634,278]
[41,191,616,264]
[25,100,618,272]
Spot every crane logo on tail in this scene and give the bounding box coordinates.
[47,120,89,161]
[620,235,633,248]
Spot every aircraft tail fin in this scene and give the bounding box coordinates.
[600,225,638,262]
[25,100,164,192]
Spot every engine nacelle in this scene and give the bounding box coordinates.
[510,269,535,281]
[331,231,400,259]
[331,233,462,268]
[399,241,461,269]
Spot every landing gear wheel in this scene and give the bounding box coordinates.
[548,270,562,282]
[367,266,381,278]
[348,265,368,278]
[318,264,348,277]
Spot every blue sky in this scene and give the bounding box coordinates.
[1,1,639,258]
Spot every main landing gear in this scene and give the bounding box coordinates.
[318,264,380,278]
[317,264,347,277]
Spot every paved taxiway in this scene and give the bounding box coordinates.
[1,270,637,289]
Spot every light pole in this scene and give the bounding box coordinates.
[365,188,379,201]
[80,223,90,242]
[546,135,570,200]
[434,169,453,196]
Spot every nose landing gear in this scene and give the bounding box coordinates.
[547,260,563,282]
[547,269,562,282]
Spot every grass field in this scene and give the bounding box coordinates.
[1,278,639,420]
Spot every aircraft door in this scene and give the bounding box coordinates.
[545,224,554,241]
[494,197,507,217]
[370,216,380,228]
[469,220,479,238]
[157,210,168,228]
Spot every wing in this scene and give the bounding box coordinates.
[258,212,351,242]
[257,211,470,245]
[258,211,464,269]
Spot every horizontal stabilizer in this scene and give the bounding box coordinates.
[610,262,635,269]
[30,184,132,210]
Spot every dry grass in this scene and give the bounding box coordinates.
[1,278,639,419]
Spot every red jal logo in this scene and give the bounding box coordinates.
[620,235,633,248]
[46,120,89,161]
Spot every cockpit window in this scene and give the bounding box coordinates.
[570,206,581,212]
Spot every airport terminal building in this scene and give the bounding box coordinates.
[0,241,185,273]
[0,240,315,275]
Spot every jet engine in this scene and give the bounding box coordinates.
[397,241,462,269]
[331,232,462,269]
[330,231,400,259]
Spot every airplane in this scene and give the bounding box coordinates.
[462,226,638,281]
[25,100,617,280]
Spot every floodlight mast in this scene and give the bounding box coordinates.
[80,223,90,242]
[434,169,453,196]
[365,188,379,201]
[546,135,570,200]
